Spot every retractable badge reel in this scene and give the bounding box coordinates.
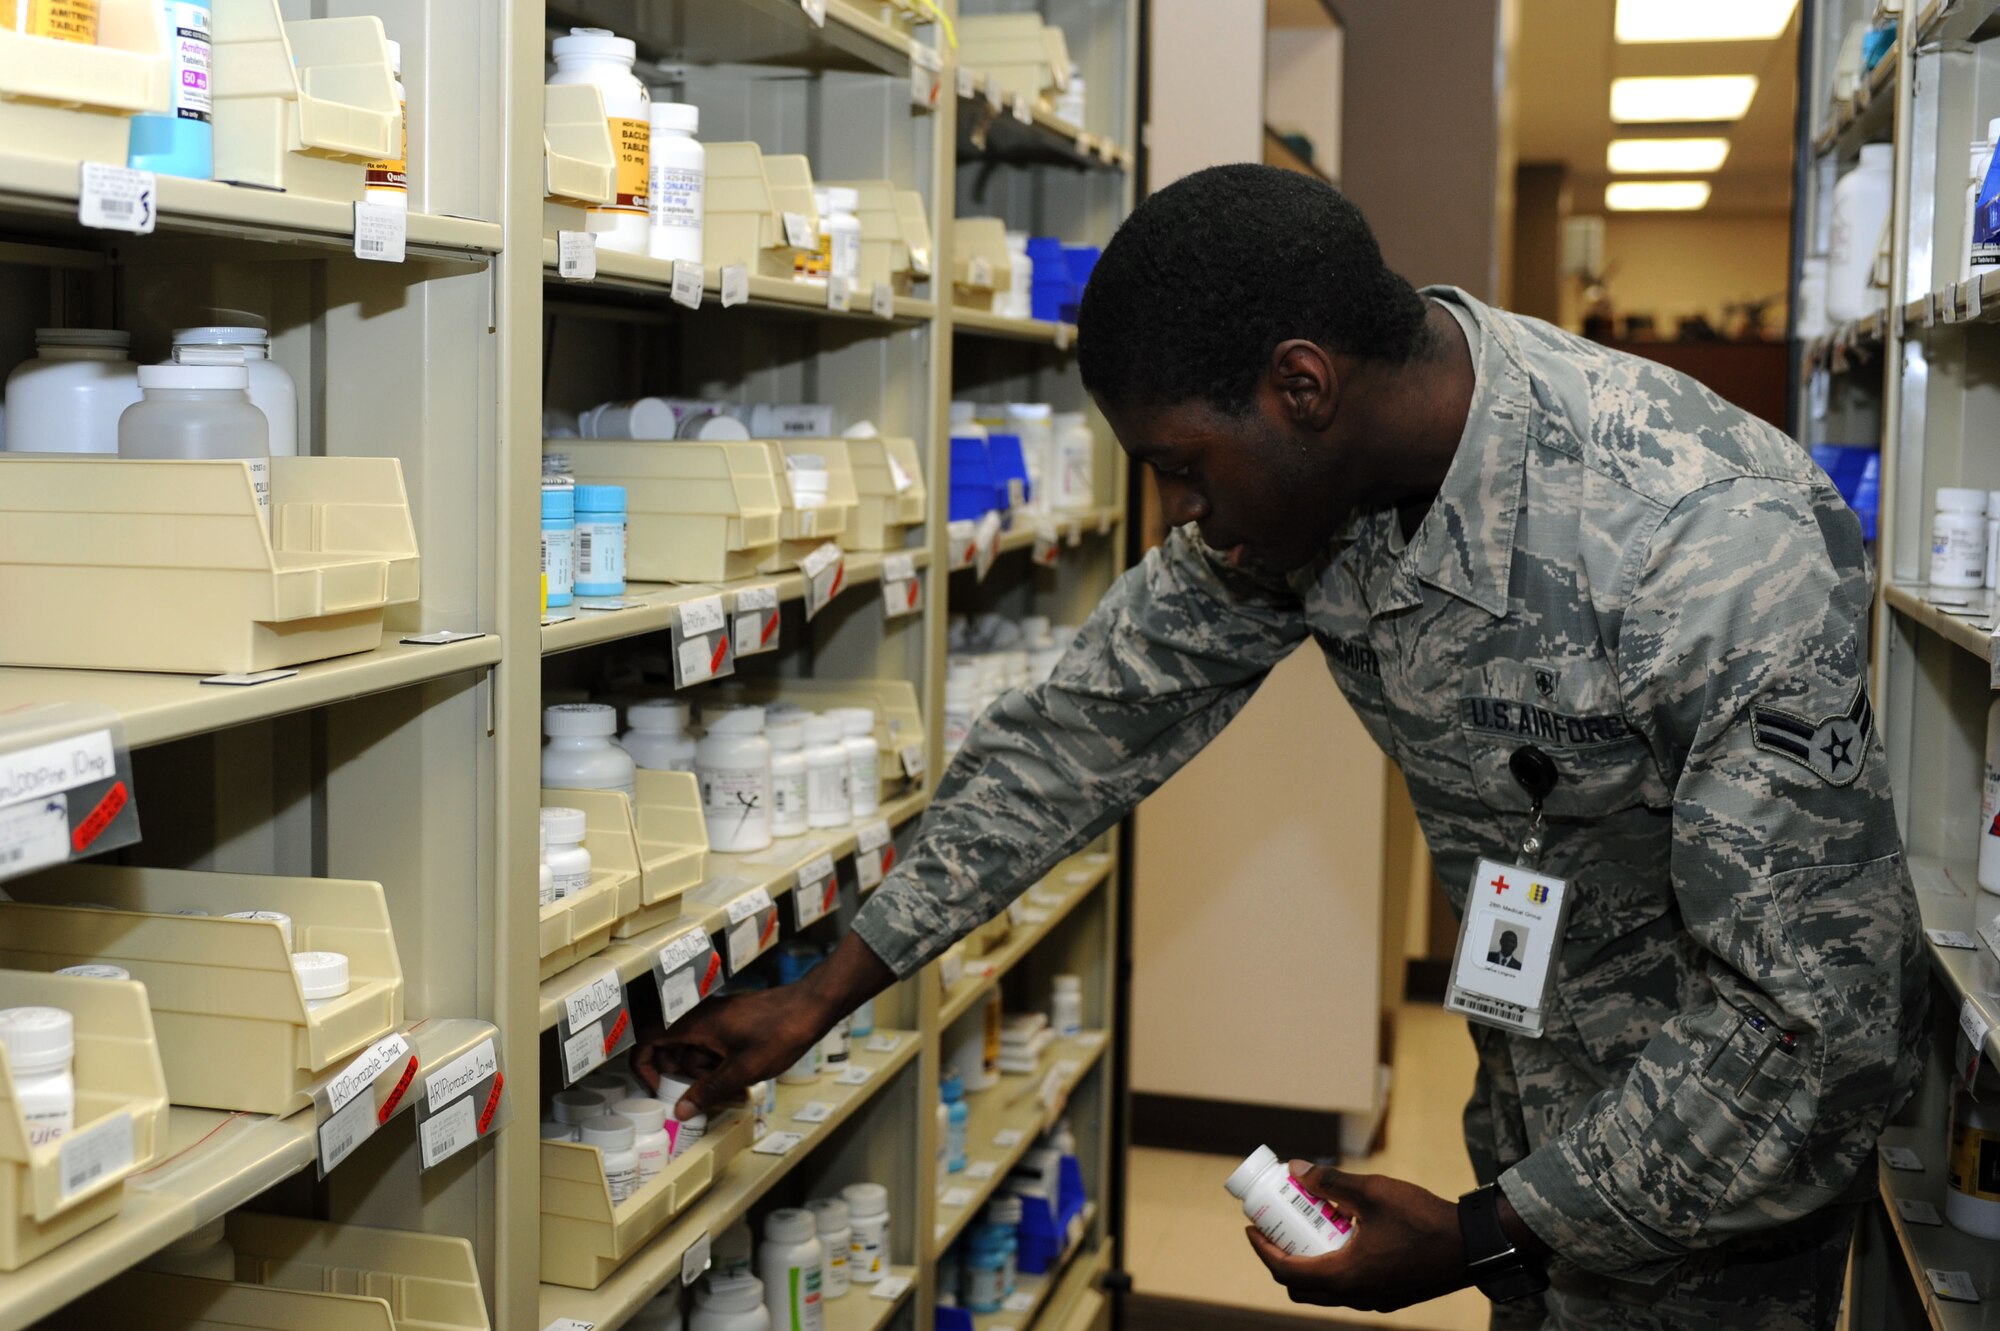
[1443,745,1574,1039]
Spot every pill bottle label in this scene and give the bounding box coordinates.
[850,1235,881,1278]
[554,868,591,898]
[167,3,212,122]
[773,769,808,820]
[608,117,649,215]
[366,98,408,195]
[636,1141,665,1181]
[24,1105,68,1148]
[702,769,766,825]
[1250,1173,1351,1256]
[965,1261,1005,1312]
[785,1263,823,1331]
[664,1118,704,1157]
[8,0,97,41]
[651,165,703,230]
[576,519,626,585]
[543,527,574,596]
[604,1158,638,1204]
[807,764,848,811]
[1949,1120,2000,1202]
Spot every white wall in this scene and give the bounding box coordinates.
[1144,0,1266,189]
[1265,24,1343,182]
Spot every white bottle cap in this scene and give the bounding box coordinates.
[1938,486,1988,514]
[768,719,805,751]
[385,39,402,76]
[651,100,699,134]
[541,806,588,844]
[841,1181,888,1217]
[541,1118,576,1140]
[656,1072,697,1106]
[580,1114,637,1151]
[613,1097,666,1131]
[1988,116,2000,143]
[704,705,767,735]
[0,1006,74,1076]
[55,964,131,980]
[552,1088,607,1124]
[1859,143,1894,168]
[698,1273,767,1312]
[1052,973,1081,992]
[1224,1144,1282,1200]
[804,715,843,747]
[223,910,294,950]
[807,1196,850,1231]
[834,707,876,738]
[1988,489,2000,513]
[826,186,860,212]
[545,702,619,737]
[627,699,689,734]
[764,1206,817,1243]
[1007,401,1053,421]
[137,362,251,391]
[172,325,270,349]
[37,328,129,350]
[292,950,351,1002]
[552,27,637,63]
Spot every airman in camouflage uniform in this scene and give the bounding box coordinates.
[849,287,1927,1327]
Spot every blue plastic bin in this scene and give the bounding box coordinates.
[951,435,1001,521]
[1809,444,1880,542]
[1017,1155,1089,1275]
[986,432,1030,514]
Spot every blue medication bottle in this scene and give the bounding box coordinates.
[542,484,575,608]
[573,484,627,597]
[962,1231,1007,1314]
[942,1071,968,1173]
[130,0,215,180]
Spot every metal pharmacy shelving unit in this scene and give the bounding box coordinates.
[1796,1,2000,1325]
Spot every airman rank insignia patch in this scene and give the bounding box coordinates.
[1751,687,1871,786]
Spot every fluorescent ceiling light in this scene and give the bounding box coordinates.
[1604,181,1713,211]
[1611,76,1758,123]
[1607,137,1731,173]
[1615,0,1800,42]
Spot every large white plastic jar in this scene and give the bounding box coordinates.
[692,1273,771,1331]
[803,715,851,830]
[648,101,705,264]
[3,329,141,454]
[834,708,880,818]
[550,28,650,254]
[0,1006,74,1147]
[582,1115,639,1204]
[1006,402,1053,511]
[758,1208,825,1331]
[697,707,774,852]
[1932,488,1988,589]
[543,703,638,800]
[542,806,593,900]
[624,699,698,772]
[1050,974,1082,1037]
[118,362,271,526]
[1049,411,1096,511]
[1827,144,1894,322]
[173,326,299,457]
[1224,1146,1351,1256]
[613,1097,670,1184]
[1002,231,1033,318]
[768,719,810,839]
[841,1183,889,1283]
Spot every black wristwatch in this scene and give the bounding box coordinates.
[1458,1183,1549,1303]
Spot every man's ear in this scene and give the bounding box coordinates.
[1270,340,1338,432]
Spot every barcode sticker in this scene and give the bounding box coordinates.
[957,66,976,100]
[1928,928,1979,949]
[419,1093,478,1167]
[783,211,816,250]
[871,1275,912,1301]
[966,1159,998,1180]
[872,281,896,319]
[78,163,156,234]
[682,1230,713,1285]
[353,202,407,263]
[1896,1197,1943,1225]
[734,585,781,656]
[317,1094,377,1173]
[795,853,839,927]
[827,274,852,312]
[994,1127,1025,1148]
[941,1186,977,1208]
[671,259,703,309]
[59,1112,133,1199]
[325,1033,412,1115]
[836,1064,873,1085]
[721,264,750,307]
[754,1130,804,1156]
[1882,1145,1923,1171]
[1012,93,1034,124]
[557,230,597,280]
[1004,1292,1037,1312]
[0,796,70,878]
[800,0,826,25]
[791,1100,833,1123]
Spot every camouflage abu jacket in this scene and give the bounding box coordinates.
[850,286,1926,1281]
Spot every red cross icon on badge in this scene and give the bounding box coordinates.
[1490,874,1511,895]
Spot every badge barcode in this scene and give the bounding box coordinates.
[1452,991,1527,1021]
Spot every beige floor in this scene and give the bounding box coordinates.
[1122,1001,1490,1330]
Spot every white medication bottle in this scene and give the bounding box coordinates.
[292,951,350,1010]
[223,909,294,951]
[768,719,810,839]
[2,329,141,454]
[806,1197,852,1299]
[54,964,130,980]
[629,1289,686,1331]
[171,326,299,457]
[625,699,698,772]
[541,1118,577,1141]
[552,1087,606,1126]
[1934,488,1988,588]
[0,1006,74,1147]
[1224,1146,1352,1256]
[542,806,593,901]
[648,101,704,263]
[539,822,555,907]
[582,1114,640,1205]
[139,1217,234,1278]
[841,1182,889,1283]
[1947,1062,2000,1239]
[759,1208,825,1331]
[1006,402,1054,511]
[803,715,851,830]
[1827,144,1894,321]
[613,1097,670,1184]
[118,362,271,526]
[819,187,862,283]
[655,1073,707,1156]
[1982,700,2000,898]
[543,703,638,801]
[692,1272,772,1331]
[550,28,650,254]
[1986,489,2000,588]
[834,708,880,818]
[1050,411,1096,511]
[364,39,409,208]
[1050,974,1083,1038]
[697,706,774,852]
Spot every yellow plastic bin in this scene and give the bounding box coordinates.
[0,455,420,675]
[709,678,923,803]
[211,1,400,202]
[540,788,643,981]
[612,770,710,940]
[555,439,782,584]
[540,1106,753,1289]
[544,81,615,237]
[0,0,169,166]
[755,438,859,573]
[0,865,405,1116]
[841,436,926,553]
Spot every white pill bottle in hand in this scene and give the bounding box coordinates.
[1225,1145,1352,1256]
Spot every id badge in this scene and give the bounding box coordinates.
[1444,857,1571,1038]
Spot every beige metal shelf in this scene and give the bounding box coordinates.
[540,240,936,324]
[0,151,500,255]
[1037,1242,1112,1331]
[951,307,1078,348]
[825,1264,919,1331]
[1907,858,2000,1072]
[967,1203,1097,1331]
[931,1032,1107,1257]
[939,851,1114,1028]
[537,1031,922,1331]
[1875,1124,2000,1329]
[946,508,1125,572]
[1903,267,2000,330]
[0,1017,498,1331]
[955,70,1132,172]
[1916,0,2000,46]
[1814,41,1898,160]
[1884,583,1997,663]
[0,633,502,751]
[541,550,929,657]
[536,789,931,1030]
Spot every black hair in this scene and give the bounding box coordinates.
[1076,164,1431,414]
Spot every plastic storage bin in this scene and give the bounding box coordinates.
[1060,246,1101,323]
[0,454,420,674]
[841,435,926,552]
[0,864,406,1115]
[958,13,1071,104]
[949,436,1004,521]
[1017,1155,1088,1274]
[555,439,782,584]
[545,81,616,234]
[541,1105,753,1288]
[756,438,859,573]
[612,769,710,940]
[0,970,166,1272]
[1027,237,1069,322]
[823,179,911,289]
[704,141,814,278]
[953,218,1012,311]
[210,3,401,202]
[985,434,1030,514]
[0,0,169,168]
[895,189,933,278]
[538,788,642,980]
[706,678,923,804]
